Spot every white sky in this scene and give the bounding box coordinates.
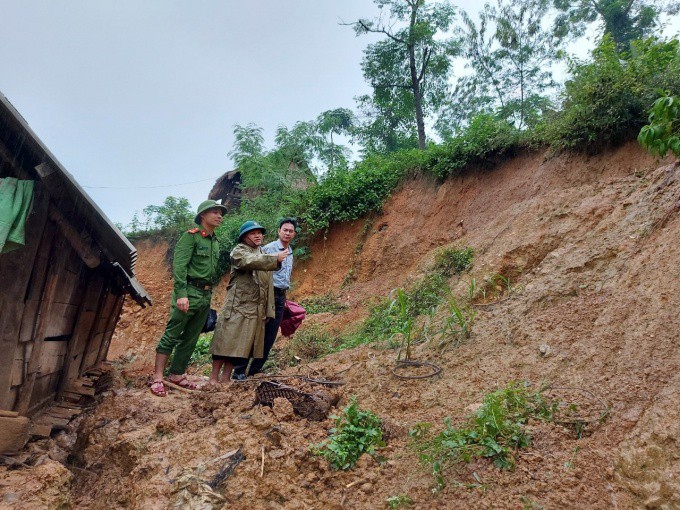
[1,1,677,226]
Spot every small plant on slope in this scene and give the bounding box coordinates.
[312,397,385,470]
[411,382,557,488]
[433,246,474,277]
[439,294,477,349]
[300,293,349,315]
[387,494,413,508]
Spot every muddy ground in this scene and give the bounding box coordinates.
[1,142,679,510]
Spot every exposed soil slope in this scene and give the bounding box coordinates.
[2,142,679,510]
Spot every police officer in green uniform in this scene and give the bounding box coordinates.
[150,199,227,396]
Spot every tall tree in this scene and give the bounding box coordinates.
[439,0,558,134]
[553,0,679,52]
[141,196,193,232]
[316,108,355,170]
[348,0,459,150]
[354,86,420,154]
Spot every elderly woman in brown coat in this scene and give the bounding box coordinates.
[208,221,288,384]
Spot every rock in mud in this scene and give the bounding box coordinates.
[272,397,296,421]
[0,416,29,454]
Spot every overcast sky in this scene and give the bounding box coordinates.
[1,1,677,226]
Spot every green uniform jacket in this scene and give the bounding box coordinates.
[173,228,220,299]
[210,243,279,358]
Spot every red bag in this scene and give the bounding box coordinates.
[280,300,306,337]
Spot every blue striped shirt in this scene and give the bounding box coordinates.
[262,239,293,290]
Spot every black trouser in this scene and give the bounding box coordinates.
[233,288,286,376]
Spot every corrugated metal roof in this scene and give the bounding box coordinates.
[0,91,151,307]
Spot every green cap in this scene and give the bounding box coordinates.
[195,200,227,225]
[238,220,266,241]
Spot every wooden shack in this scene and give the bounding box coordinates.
[0,92,151,444]
[208,162,315,212]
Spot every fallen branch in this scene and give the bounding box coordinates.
[208,448,245,489]
[345,479,364,488]
[163,380,194,394]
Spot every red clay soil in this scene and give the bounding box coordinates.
[2,142,679,510]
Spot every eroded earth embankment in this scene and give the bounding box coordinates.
[2,142,679,510]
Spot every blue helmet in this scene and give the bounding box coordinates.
[238,220,266,241]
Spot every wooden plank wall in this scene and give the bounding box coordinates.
[24,233,89,413]
[4,212,127,415]
[81,289,120,372]
[57,273,107,395]
[1,141,137,416]
[0,184,49,410]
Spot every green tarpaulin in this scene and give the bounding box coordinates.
[0,177,34,254]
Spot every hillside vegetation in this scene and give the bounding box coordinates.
[123,35,680,279]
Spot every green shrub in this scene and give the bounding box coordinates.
[539,36,680,151]
[433,246,474,278]
[425,114,521,179]
[189,333,213,367]
[638,92,680,157]
[300,154,406,234]
[351,247,474,349]
[412,382,557,488]
[274,325,338,366]
[387,495,413,509]
[300,293,349,315]
[312,396,385,470]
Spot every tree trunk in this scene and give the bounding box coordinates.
[409,44,427,150]
[409,1,427,150]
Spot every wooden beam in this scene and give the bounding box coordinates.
[48,207,100,269]
[28,422,53,438]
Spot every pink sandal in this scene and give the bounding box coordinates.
[150,380,167,397]
[165,375,198,390]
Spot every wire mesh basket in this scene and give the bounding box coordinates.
[255,380,332,421]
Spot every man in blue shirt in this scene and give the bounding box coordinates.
[232,218,297,379]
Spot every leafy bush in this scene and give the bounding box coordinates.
[539,36,680,152]
[300,116,522,234]
[387,495,413,509]
[273,325,338,366]
[300,153,406,233]
[425,114,521,179]
[189,333,213,367]
[313,397,385,470]
[638,92,680,157]
[412,382,557,488]
[300,293,349,315]
[433,246,474,278]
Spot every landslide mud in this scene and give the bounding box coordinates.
[2,143,679,509]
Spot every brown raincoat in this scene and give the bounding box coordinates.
[210,243,279,358]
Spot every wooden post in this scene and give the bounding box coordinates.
[95,293,125,365]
